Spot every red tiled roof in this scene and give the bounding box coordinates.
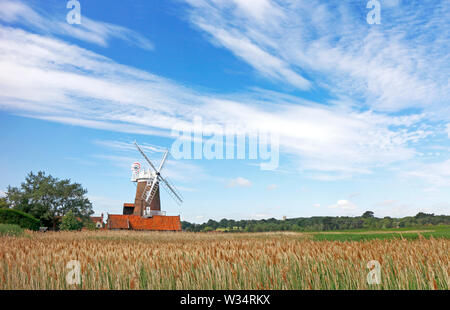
[107,215,181,231]
[107,215,130,229]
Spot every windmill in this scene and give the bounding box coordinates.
[128,142,183,218]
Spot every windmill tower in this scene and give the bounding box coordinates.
[128,142,183,218]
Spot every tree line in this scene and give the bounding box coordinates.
[2,171,449,233]
[182,211,450,232]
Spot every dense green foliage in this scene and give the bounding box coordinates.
[0,224,25,236]
[4,171,93,229]
[0,197,8,209]
[59,211,82,231]
[182,212,450,232]
[83,220,98,231]
[0,208,40,231]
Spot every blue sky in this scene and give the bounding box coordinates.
[0,0,449,223]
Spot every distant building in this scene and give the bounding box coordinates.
[282,216,287,221]
[90,214,104,229]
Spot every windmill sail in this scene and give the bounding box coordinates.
[160,176,183,205]
[134,141,159,173]
[134,142,183,207]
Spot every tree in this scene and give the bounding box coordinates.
[381,217,393,229]
[82,218,98,230]
[416,212,433,218]
[206,219,219,230]
[60,211,82,231]
[362,211,375,218]
[5,171,93,229]
[0,197,9,209]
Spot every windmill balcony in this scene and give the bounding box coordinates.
[143,209,167,218]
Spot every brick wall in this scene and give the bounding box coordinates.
[107,214,181,231]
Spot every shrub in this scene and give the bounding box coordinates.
[60,211,82,231]
[83,220,97,231]
[0,198,9,209]
[0,209,40,231]
[0,224,24,236]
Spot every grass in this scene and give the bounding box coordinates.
[321,225,442,233]
[0,229,448,290]
[0,224,24,237]
[311,225,450,241]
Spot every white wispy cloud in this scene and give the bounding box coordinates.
[329,200,358,213]
[227,177,252,188]
[184,0,310,90]
[183,0,450,112]
[0,2,444,182]
[0,24,432,180]
[310,199,364,216]
[94,140,166,154]
[0,0,153,50]
[404,160,450,187]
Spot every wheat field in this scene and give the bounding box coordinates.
[0,231,448,290]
